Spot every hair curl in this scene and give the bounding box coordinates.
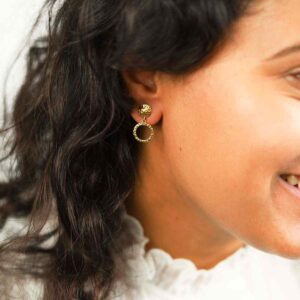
[0,0,253,299]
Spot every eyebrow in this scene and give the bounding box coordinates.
[265,43,300,61]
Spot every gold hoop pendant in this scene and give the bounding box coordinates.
[132,104,154,143]
[133,120,154,143]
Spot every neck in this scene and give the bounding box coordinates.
[125,143,245,270]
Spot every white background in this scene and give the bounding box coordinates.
[0,1,45,179]
[0,0,45,119]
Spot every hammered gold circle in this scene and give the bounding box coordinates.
[133,121,154,143]
[138,104,152,118]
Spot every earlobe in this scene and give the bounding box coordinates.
[121,69,163,126]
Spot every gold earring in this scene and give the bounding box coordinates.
[133,104,154,143]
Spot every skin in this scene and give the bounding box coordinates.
[122,0,300,270]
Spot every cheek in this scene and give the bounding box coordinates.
[162,76,288,236]
[165,89,254,200]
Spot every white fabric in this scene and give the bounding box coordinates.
[2,211,300,299]
[108,210,300,300]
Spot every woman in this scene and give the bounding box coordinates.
[1,0,300,299]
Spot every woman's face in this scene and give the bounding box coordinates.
[156,0,300,257]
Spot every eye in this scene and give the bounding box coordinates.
[285,68,300,86]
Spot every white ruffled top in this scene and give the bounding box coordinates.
[2,210,300,299]
[108,210,300,300]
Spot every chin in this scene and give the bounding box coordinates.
[266,235,300,259]
[276,245,300,260]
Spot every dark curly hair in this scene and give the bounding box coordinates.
[0,0,254,299]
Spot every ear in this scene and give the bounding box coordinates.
[121,69,162,125]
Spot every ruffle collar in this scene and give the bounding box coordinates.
[112,208,253,296]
